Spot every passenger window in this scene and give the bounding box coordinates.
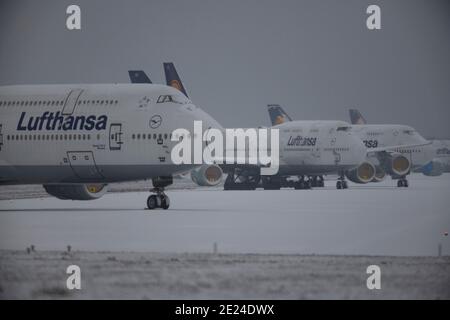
[148,134,151,139]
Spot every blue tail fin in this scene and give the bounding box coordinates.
[349,109,367,124]
[163,62,189,98]
[128,70,152,83]
[267,104,293,126]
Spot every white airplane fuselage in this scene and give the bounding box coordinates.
[271,120,367,176]
[350,124,434,170]
[0,84,221,185]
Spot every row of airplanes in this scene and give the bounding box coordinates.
[0,63,449,209]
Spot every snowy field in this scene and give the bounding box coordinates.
[0,174,449,256]
[0,174,449,299]
[1,250,449,299]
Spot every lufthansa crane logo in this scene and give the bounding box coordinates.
[170,80,182,92]
[150,115,162,129]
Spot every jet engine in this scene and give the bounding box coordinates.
[379,153,411,177]
[371,165,387,182]
[420,159,444,177]
[345,162,376,184]
[191,164,223,186]
[43,184,108,200]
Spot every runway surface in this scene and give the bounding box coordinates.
[0,174,449,256]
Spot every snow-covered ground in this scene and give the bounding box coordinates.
[1,174,449,299]
[1,250,449,299]
[0,174,449,256]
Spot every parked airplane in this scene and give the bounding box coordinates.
[348,109,447,177]
[156,63,416,190]
[0,82,223,209]
[269,106,432,187]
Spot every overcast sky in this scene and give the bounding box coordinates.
[0,0,449,138]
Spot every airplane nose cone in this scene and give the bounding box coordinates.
[187,104,224,131]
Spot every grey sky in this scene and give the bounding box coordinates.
[0,0,449,138]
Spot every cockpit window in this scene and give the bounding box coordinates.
[337,126,351,132]
[403,129,415,135]
[157,95,172,103]
[156,94,190,104]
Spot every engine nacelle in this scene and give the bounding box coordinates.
[43,184,108,200]
[371,165,386,182]
[382,153,411,177]
[191,164,223,186]
[420,159,444,177]
[384,153,411,177]
[345,162,376,184]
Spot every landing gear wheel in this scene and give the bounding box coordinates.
[317,176,325,187]
[147,195,158,210]
[336,181,342,189]
[342,181,348,189]
[147,187,170,210]
[397,179,408,188]
[161,194,170,210]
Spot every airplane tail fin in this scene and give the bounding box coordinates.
[267,104,293,126]
[128,70,152,83]
[349,109,367,124]
[163,62,189,98]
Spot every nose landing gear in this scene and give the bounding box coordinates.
[147,188,170,210]
[147,176,173,210]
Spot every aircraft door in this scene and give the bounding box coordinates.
[109,123,123,150]
[62,89,84,115]
[155,133,170,164]
[67,151,104,180]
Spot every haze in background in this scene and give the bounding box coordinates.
[0,0,449,138]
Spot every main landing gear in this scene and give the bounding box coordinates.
[397,178,409,188]
[310,175,325,188]
[336,174,348,190]
[224,168,261,190]
[147,176,173,210]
